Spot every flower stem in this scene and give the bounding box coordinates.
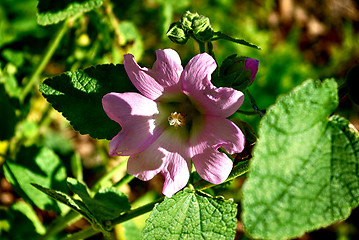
[113,173,134,189]
[60,227,99,240]
[246,89,264,117]
[207,41,215,59]
[236,109,258,115]
[91,158,129,191]
[19,19,69,103]
[112,197,164,225]
[197,40,206,53]
[37,211,81,240]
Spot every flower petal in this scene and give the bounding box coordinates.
[127,146,165,181]
[161,152,191,197]
[192,148,233,184]
[124,49,183,100]
[127,127,191,197]
[190,115,245,184]
[102,92,164,156]
[124,54,164,100]
[181,53,244,117]
[150,49,183,91]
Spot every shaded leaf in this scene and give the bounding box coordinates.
[3,146,67,212]
[0,84,16,140]
[242,79,359,239]
[0,201,46,240]
[40,64,137,140]
[142,188,237,240]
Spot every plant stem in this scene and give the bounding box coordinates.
[61,227,99,240]
[113,173,134,189]
[37,211,82,240]
[207,41,215,59]
[246,89,264,117]
[236,109,258,115]
[91,158,128,191]
[112,197,164,225]
[197,40,206,53]
[19,19,69,103]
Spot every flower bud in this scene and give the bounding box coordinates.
[167,23,189,44]
[219,54,259,91]
[192,15,214,42]
[181,11,199,31]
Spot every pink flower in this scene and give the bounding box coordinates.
[102,49,245,197]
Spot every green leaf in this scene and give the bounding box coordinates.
[40,64,137,140]
[214,32,261,50]
[31,183,96,224]
[118,21,144,60]
[0,201,46,240]
[32,178,131,231]
[3,146,67,212]
[123,220,142,240]
[37,0,103,25]
[142,188,237,240]
[0,84,16,140]
[242,79,359,239]
[67,178,131,221]
[1,49,25,67]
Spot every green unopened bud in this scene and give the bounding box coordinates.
[167,23,189,44]
[192,15,214,42]
[181,11,199,31]
[219,54,259,91]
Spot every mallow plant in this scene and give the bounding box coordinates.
[2,4,359,240]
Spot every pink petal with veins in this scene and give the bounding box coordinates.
[102,92,164,156]
[181,53,244,117]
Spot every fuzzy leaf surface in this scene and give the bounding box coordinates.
[142,188,237,240]
[37,0,103,25]
[242,79,359,239]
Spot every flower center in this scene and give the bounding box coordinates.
[168,112,186,128]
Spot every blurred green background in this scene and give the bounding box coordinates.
[1,0,359,239]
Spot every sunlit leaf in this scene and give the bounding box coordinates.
[67,178,131,221]
[242,79,359,239]
[31,183,95,223]
[142,188,237,240]
[37,0,103,25]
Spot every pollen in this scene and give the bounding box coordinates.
[168,112,186,128]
